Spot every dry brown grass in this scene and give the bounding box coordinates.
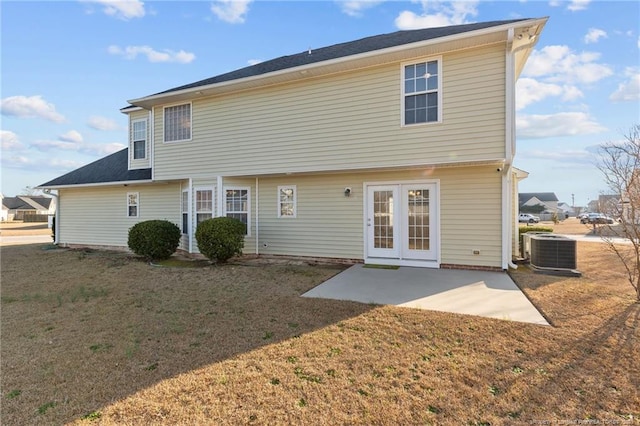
[0,221,50,236]
[1,241,638,425]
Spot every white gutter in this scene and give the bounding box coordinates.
[149,108,155,181]
[42,189,59,245]
[38,179,154,190]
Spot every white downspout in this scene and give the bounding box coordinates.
[255,177,259,255]
[188,178,193,254]
[503,27,518,270]
[43,189,59,245]
[217,176,223,218]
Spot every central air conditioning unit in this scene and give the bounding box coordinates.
[521,231,551,259]
[529,234,580,276]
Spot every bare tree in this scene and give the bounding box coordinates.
[597,124,640,301]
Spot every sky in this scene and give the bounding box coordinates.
[1,0,639,208]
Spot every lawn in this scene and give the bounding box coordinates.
[1,237,638,425]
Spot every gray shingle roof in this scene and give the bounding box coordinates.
[39,149,151,188]
[2,197,33,210]
[519,192,559,205]
[154,19,527,96]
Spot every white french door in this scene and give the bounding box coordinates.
[366,182,438,266]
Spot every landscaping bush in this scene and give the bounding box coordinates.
[518,226,553,236]
[195,217,245,263]
[128,220,181,261]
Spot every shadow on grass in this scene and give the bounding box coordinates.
[496,302,639,420]
[0,244,375,425]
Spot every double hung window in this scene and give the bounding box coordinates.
[278,186,296,218]
[132,119,146,159]
[403,59,440,125]
[127,192,139,217]
[195,189,213,224]
[225,188,249,235]
[164,103,191,142]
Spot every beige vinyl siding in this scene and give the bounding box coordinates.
[128,110,150,170]
[153,44,506,180]
[58,184,181,248]
[256,165,502,267]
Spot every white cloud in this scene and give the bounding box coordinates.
[0,95,65,123]
[522,149,594,164]
[31,139,79,151]
[516,78,584,110]
[523,45,613,85]
[211,0,252,24]
[395,0,478,30]
[567,0,590,11]
[108,45,195,64]
[609,69,640,102]
[3,155,32,169]
[59,130,84,144]
[247,59,263,66]
[1,130,23,151]
[517,112,607,139]
[584,28,607,44]
[47,158,88,171]
[88,115,122,131]
[338,0,384,17]
[91,142,126,156]
[82,0,145,20]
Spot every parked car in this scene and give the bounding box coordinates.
[519,213,540,224]
[580,213,615,225]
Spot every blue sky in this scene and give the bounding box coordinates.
[1,0,638,208]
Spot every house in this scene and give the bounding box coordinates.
[1,195,55,222]
[39,18,547,270]
[518,192,559,213]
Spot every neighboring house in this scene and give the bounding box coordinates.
[1,196,55,221]
[519,192,559,213]
[588,194,619,214]
[557,202,574,217]
[39,18,547,270]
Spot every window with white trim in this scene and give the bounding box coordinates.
[132,119,146,159]
[278,186,296,218]
[127,192,139,218]
[403,59,440,125]
[164,103,191,142]
[195,189,213,225]
[181,190,189,234]
[225,188,249,235]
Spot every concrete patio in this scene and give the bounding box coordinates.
[303,264,549,325]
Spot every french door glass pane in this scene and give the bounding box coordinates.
[407,189,430,251]
[373,190,394,249]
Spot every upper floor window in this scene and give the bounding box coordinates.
[402,59,440,126]
[278,186,296,218]
[225,188,249,235]
[127,192,139,218]
[164,103,191,142]
[132,119,146,159]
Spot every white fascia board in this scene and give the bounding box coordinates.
[128,18,548,107]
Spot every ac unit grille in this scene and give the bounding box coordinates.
[530,235,577,270]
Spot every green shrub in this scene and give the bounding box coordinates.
[195,217,245,263]
[128,220,181,261]
[518,226,553,236]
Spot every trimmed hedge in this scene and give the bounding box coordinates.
[128,220,181,261]
[518,226,553,236]
[195,217,245,263]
